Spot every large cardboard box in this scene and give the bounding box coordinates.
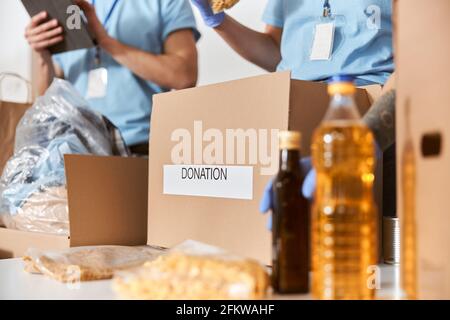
[396,0,450,299]
[147,71,373,264]
[0,155,148,259]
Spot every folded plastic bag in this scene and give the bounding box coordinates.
[0,79,129,235]
[23,246,165,282]
[209,0,240,13]
[113,240,270,300]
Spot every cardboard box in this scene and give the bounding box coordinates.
[0,100,30,177]
[0,155,148,259]
[147,71,373,264]
[396,0,450,299]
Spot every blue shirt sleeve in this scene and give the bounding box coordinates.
[160,0,201,42]
[263,0,284,28]
[52,53,64,69]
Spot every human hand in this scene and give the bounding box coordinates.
[259,140,381,231]
[74,0,109,46]
[259,157,314,230]
[190,0,225,28]
[25,11,63,59]
[297,141,381,207]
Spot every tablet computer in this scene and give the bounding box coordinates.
[21,0,96,54]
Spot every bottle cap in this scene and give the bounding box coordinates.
[279,131,301,150]
[328,75,356,95]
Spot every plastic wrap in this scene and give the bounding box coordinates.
[23,246,165,282]
[3,186,69,235]
[209,0,240,14]
[0,79,129,235]
[113,240,270,300]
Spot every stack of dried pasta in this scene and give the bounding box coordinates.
[209,0,240,14]
[114,250,270,300]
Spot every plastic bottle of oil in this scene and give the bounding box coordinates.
[272,131,309,294]
[401,101,417,300]
[311,76,378,300]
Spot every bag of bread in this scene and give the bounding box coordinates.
[113,240,270,300]
[209,0,240,14]
[23,245,165,282]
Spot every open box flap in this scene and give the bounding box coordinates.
[148,72,292,264]
[289,80,372,156]
[65,155,148,247]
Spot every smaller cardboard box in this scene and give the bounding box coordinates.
[147,72,373,264]
[0,155,148,259]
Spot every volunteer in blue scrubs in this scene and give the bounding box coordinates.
[192,0,397,227]
[192,0,395,88]
[25,0,200,155]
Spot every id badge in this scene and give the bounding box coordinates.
[310,21,335,61]
[86,68,108,99]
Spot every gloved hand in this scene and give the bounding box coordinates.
[259,143,382,230]
[259,158,314,230]
[190,0,225,28]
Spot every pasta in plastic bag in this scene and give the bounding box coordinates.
[113,240,270,300]
[23,246,165,282]
[0,79,129,235]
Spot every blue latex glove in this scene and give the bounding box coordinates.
[259,158,314,230]
[190,0,225,28]
[259,143,382,230]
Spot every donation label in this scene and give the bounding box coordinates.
[163,165,253,200]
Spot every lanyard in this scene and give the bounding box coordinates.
[323,0,331,18]
[92,0,120,27]
[92,0,120,66]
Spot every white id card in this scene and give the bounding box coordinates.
[310,22,335,61]
[86,68,108,99]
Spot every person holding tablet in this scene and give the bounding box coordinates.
[25,0,200,155]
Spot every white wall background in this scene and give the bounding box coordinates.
[0,0,269,100]
[193,0,268,85]
[0,0,32,102]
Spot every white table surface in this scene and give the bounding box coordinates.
[0,259,403,300]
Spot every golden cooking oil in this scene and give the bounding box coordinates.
[401,101,417,300]
[311,76,378,300]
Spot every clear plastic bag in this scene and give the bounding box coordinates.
[3,186,69,235]
[0,79,129,235]
[113,240,270,300]
[23,246,165,282]
[209,0,240,14]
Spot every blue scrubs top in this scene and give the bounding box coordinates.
[54,0,200,146]
[263,0,394,86]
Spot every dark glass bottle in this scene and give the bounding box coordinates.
[272,131,309,294]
